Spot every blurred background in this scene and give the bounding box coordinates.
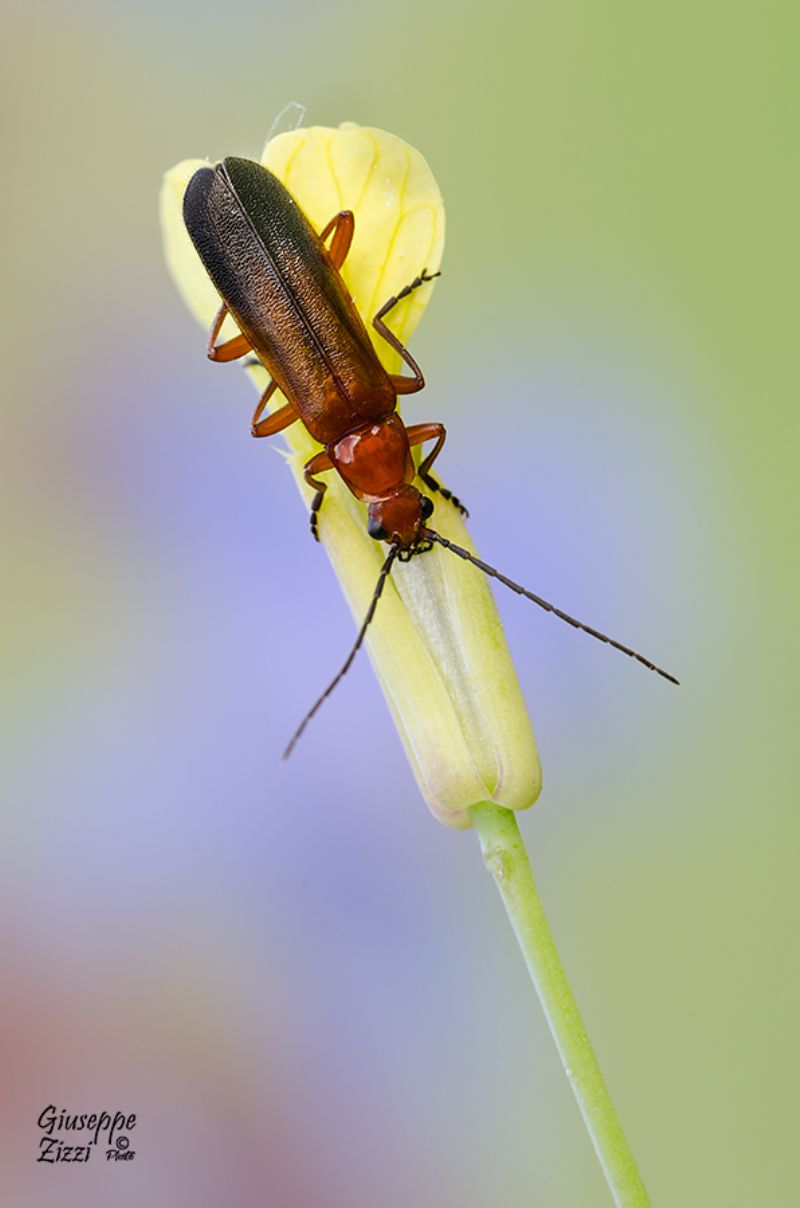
[1,1,797,1204]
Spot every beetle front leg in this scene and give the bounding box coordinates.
[303,450,334,541]
[406,422,469,517]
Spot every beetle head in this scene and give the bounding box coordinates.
[367,487,434,549]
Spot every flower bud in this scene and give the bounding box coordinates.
[160,121,541,827]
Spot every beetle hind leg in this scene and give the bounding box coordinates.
[319,210,355,270]
[207,302,252,362]
[375,269,441,396]
[249,378,302,439]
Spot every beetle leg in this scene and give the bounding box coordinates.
[304,450,334,541]
[207,302,252,362]
[252,379,299,438]
[374,270,440,395]
[252,401,297,438]
[319,210,355,270]
[407,421,469,516]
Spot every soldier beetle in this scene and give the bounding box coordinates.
[183,157,678,755]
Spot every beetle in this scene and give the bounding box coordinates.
[183,157,678,753]
[183,156,463,549]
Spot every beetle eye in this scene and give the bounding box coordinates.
[368,518,388,541]
[420,496,434,520]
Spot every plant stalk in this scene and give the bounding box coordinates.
[469,802,650,1207]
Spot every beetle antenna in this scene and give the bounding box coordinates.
[422,530,679,685]
[283,546,399,758]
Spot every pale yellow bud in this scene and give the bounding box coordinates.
[160,122,541,827]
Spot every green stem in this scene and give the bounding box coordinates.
[469,802,650,1208]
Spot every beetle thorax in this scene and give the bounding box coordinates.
[329,413,414,501]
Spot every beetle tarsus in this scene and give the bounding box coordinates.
[421,472,469,518]
[309,489,325,541]
[385,268,441,312]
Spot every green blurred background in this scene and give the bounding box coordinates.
[2,1,797,1204]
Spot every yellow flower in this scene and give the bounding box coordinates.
[160,121,541,828]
